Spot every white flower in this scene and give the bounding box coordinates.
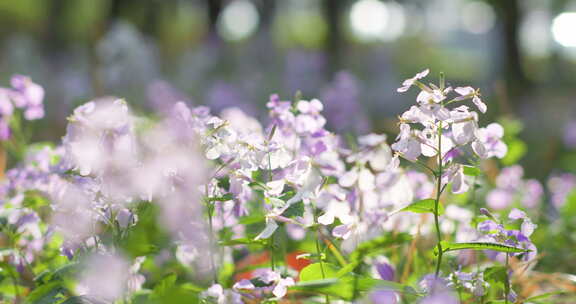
[455,86,486,113]
[472,123,507,159]
[255,217,279,240]
[273,277,295,298]
[397,69,429,92]
[391,124,422,161]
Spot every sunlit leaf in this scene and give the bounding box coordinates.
[400,199,443,215]
[438,241,529,254]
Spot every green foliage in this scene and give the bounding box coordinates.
[463,165,482,177]
[206,193,234,202]
[501,139,527,166]
[120,203,171,258]
[296,263,419,300]
[499,117,527,165]
[436,241,528,255]
[281,201,305,218]
[336,233,412,277]
[219,237,267,247]
[400,199,444,216]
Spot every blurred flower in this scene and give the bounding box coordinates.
[320,71,370,133]
[563,120,576,149]
[486,165,543,210]
[547,173,576,208]
[76,253,130,302]
[0,75,45,140]
[418,274,458,304]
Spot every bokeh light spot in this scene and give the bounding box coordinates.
[218,0,259,42]
[461,1,496,34]
[552,12,576,47]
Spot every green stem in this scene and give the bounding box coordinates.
[318,229,348,266]
[6,233,21,302]
[270,235,276,271]
[312,198,330,303]
[315,232,330,303]
[207,198,217,283]
[434,122,444,278]
[505,253,510,304]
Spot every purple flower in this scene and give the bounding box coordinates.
[375,262,395,281]
[547,173,576,208]
[320,71,370,133]
[0,89,14,116]
[418,274,458,304]
[0,120,10,140]
[522,179,543,208]
[369,289,399,304]
[563,120,576,149]
[476,208,537,262]
[486,189,513,210]
[10,75,45,108]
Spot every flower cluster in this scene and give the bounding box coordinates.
[477,208,537,262]
[0,75,45,140]
[486,165,544,210]
[392,69,506,194]
[0,71,557,304]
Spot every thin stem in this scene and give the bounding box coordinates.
[505,253,510,304]
[8,267,20,303]
[266,137,277,272]
[434,122,444,278]
[270,236,276,271]
[207,203,217,283]
[318,229,348,266]
[315,232,330,304]
[313,200,330,303]
[6,233,21,302]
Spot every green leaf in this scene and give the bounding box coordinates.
[296,263,419,300]
[341,233,412,277]
[238,213,266,225]
[501,139,526,165]
[400,199,443,215]
[462,166,481,177]
[121,203,170,258]
[218,263,235,288]
[561,189,576,219]
[282,201,304,218]
[152,273,178,298]
[33,263,79,284]
[294,278,339,289]
[25,281,64,304]
[59,296,106,304]
[206,193,233,202]
[498,117,523,137]
[438,241,529,254]
[248,181,268,192]
[525,291,573,301]
[219,238,267,246]
[483,266,508,288]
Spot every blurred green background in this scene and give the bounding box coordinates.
[1,0,576,177]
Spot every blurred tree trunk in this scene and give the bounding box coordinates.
[254,0,276,63]
[257,0,276,31]
[107,0,123,29]
[322,0,345,77]
[490,0,529,111]
[206,0,223,43]
[142,0,162,38]
[45,0,67,56]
